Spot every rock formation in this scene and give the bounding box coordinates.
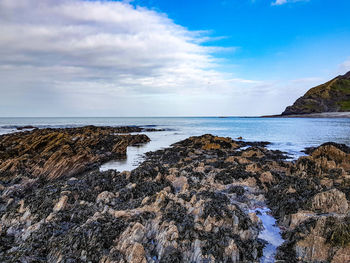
[0,133,287,262]
[267,142,350,262]
[0,126,149,181]
[1,130,350,262]
[282,71,350,115]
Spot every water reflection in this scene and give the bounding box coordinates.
[100,130,189,172]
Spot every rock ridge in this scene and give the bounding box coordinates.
[1,131,350,262]
[0,126,150,181]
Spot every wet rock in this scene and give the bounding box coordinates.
[268,142,350,262]
[53,195,68,212]
[332,245,350,263]
[1,133,349,263]
[16,126,37,131]
[259,171,275,185]
[311,189,349,213]
[0,126,150,181]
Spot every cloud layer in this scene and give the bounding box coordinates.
[1,0,260,116]
[0,0,315,116]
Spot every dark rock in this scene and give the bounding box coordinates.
[0,126,150,181]
[16,126,37,130]
[1,133,350,262]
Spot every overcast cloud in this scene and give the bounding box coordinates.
[0,0,317,116]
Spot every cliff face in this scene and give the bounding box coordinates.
[282,71,350,115]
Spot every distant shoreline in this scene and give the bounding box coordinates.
[262,112,350,118]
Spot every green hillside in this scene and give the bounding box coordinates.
[282,71,350,115]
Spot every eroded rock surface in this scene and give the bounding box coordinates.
[267,142,350,262]
[0,126,150,181]
[1,132,350,262]
[0,134,288,262]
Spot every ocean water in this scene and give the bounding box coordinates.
[1,117,350,171]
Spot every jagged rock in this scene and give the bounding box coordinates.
[0,126,150,181]
[269,143,350,262]
[1,134,279,262]
[1,132,350,263]
[311,189,348,213]
[259,171,275,184]
[53,195,68,212]
[96,191,116,204]
[332,245,350,263]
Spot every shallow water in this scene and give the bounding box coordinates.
[1,117,350,171]
[100,130,187,172]
[251,208,284,263]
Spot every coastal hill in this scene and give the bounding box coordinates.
[282,71,350,116]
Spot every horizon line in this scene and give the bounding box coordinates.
[0,115,268,118]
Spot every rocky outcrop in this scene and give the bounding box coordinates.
[282,71,350,115]
[0,134,289,262]
[1,131,350,262]
[311,189,348,213]
[267,142,350,262]
[0,126,150,181]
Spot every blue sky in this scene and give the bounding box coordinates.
[130,0,350,79]
[0,0,349,116]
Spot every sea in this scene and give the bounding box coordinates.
[1,117,350,171]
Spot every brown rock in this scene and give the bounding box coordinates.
[225,239,240,262]
[311,189,348,213]
[241,149,264,158]
[128,243,147,263]
[96,191,115,203]
[18,199,26,213]
[310,144,350,173]
[332,245,350,263]
[259,171,275,184]
[288,211,315,229]
[53,195,68,212]
[296,234,331,262]
[171,176,188,192]
[0,126,150,180]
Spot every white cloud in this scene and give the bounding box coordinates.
[339,59,350,74]
[271,0,308,6]
[0,0,271,116]
[272,0,288,5]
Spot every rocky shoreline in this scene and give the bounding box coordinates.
[0,126,151,182]
[1,127,350,262]
[262,112,350,118]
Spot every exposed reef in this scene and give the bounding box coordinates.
[0,126,150,181]
[1,129,350,262]
[267,142,350,262]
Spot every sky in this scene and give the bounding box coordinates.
[0,0,350,117]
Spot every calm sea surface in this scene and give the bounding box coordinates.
[1,117,350,171]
